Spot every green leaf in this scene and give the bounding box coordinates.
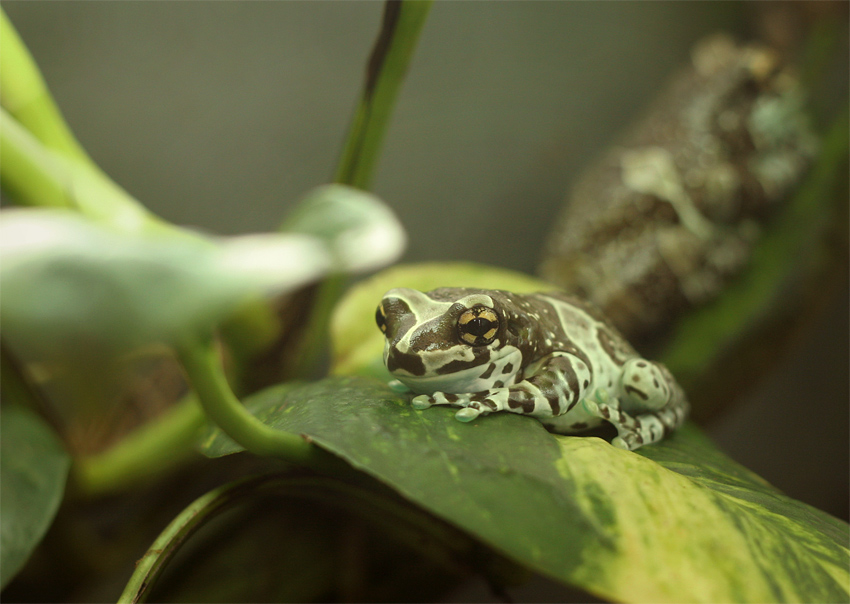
[0,405,71,589]
[330,261,555,376]
[201,376,850,603]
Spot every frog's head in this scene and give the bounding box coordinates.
[375,287,522,395]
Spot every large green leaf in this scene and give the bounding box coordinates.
[201,377,850,603]
[0,405,71,589]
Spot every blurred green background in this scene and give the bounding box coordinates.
[3,0,846,533]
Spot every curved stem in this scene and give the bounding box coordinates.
[73,394,206,497]
[175,335,321,463]
[0,107,170,235]
[117,472,475,604]
[117,474,264,604]
[0,7,91,162]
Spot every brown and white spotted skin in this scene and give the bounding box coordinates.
[375,287,689,450]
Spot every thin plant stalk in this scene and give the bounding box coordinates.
[334,0,432,189]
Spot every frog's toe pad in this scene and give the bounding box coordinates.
[582,398,600,416]
[411,395,433,410]
[455,407,481,422]
[388,379,411,393]
[611,436,631,450]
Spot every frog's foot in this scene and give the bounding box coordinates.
[411,391,475,410]
[611,424,653,451]
[613,401,690,450]
[582,388,612,417]
[581,395,650,451]
[411,390,506,423]
[595,403,687,451]
[411,395,433,410]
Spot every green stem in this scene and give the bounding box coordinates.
[0,7,91,162]
[290,275,348,378]
[117,474,263,604]
[0,8,168,236]
[0,107,166,233]
[285,0,432,376]
[73,395,206,497]
[176,335,321,462]
[334,0,432,189]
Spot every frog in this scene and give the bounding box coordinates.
[375,287,689,450]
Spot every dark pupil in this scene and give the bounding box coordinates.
[466,317,493,337]
[375,307,386,329]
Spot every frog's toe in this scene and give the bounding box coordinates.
[592,388,611,404]
[411,395,433,410]
[455,407,481,422]
[388,379,411,393]
[611,436,631,450]
[582,398,600,416]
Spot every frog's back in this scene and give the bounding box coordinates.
[528,291,640,374]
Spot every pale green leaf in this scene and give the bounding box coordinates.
[0,208,332,360]
[1,184,407,362]
[282,184,406,274]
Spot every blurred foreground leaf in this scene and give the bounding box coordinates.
[282,184,406,274]
[0,405,70,589]
[0,185,405,364]
[0,208,331,360]
[201,376,849,603]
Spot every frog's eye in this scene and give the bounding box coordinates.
[375,304,388,334]
[457,306,499,346]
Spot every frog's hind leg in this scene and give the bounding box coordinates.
[588,359,690,450]
[603,402,689,450]
[587,396,687,450]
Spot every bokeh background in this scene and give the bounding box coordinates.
[4,0,847,534]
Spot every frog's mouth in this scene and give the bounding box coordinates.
[392,365,491,395]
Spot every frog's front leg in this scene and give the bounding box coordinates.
[412,352,593,423]
[411,390,506,422]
